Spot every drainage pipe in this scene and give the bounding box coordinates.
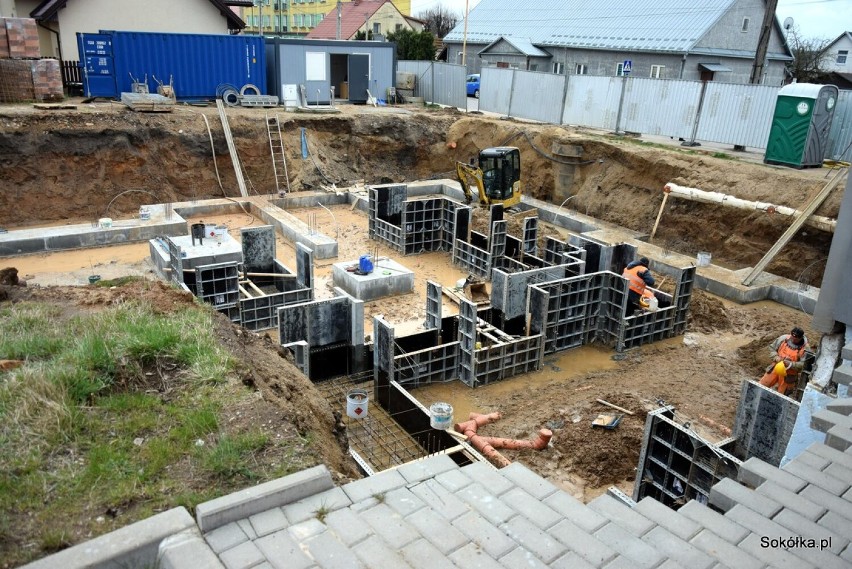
[455,412,551,469]
[479,429,553,450]
[663,183,837,233]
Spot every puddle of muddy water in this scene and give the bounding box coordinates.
[8,242,153,286]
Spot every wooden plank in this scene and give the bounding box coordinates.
[33,104,77,110]
[596,398,635,415]
[216,99,249,198]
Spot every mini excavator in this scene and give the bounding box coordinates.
[456,147,522,208]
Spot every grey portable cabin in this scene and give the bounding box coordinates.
[265,38,396,105]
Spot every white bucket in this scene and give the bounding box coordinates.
[98,217,113,229]
[214,225,227,244]
[139,207,151,221]
[696,252,711,267]
[429,402,453,430]
[346,389,368,419]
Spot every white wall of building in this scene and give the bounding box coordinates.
[826,34,852,73]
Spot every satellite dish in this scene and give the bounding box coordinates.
[783,17,794,30]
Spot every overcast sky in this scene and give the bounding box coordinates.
[410,0,851,42]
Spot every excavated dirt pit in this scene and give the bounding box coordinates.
[0,101,837,509]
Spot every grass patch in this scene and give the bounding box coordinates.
[712,152,733,160]
[200,431,269,480]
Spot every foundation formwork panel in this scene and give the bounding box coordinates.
[733,380,799,467]
[490,220,507,261]
[166,237,184,285]
[458,300,478,387]
[240,259,313,331]
[523,217,538,256]
[530,272,608,354]
[403,198,446,254]
[374,317,396,406]
[195,262,240,322]
[491,264,575,322]
[241,225,276,272]
[296,243,314,290]
[394,342,461,389]
[453,239,490,278]
[281,340,310,378]
[633,407,742,508]
[474,336,543,386]
[278,297,352,347]
[425,281,442,330]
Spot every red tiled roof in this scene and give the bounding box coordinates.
[307,0,391,40]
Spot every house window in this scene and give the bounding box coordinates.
[314,13,323,25]
[529,64,538,71]
[616,62,625,76]
[372,22,381,34]
[838,50,848,64]
[575,64,587,75]
[262,15,271,27]
[395,23,403,32]
[650,65,665,78]
[741,17,749,32]
[553,62,564,74]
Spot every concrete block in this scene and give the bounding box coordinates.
[254,529,314,569]
[248,507,288,538]
[640,526,715,569]
[550,519,617,567]
[832,364,852,386]
[458,482,517,525]
[550,550,597,569]
[634,498,702,541]
[204,522,249,554]
[824,461,852,488]
[382,486,427,517]
[773,508,848,554]
[340,468,407,503]
[0,237,46,256]
[801,483,852,522]
[738,457,807,492]
[588,495,655,537]
[281,486,350,525]
[459,461,514,495]
[499,487,562,529]
[806,442,852,472]
[825,424,852,451]
[397,454,458,484]
[236,520,256,540]
[827,398,852,415]
[709,478,782,517]
[499,546,551,569]
[593,522,663,569]
[359,503,420,550]
[544,492,608,533]
[843,543,852,563]
[818,511,852,545]
[500,516,568,564]
[783,459,850,496]
[219,539,265,569]
[501,463,559,501]
[406,506,469,555]
[158,529,225,569]
[409,478,470,521]
[354,535,412,569]
[196,465,334,533]
[654,561,688,569]
[812,409,852,433]
[452,511,517,559]
[332,258,413,301]
[754,480,826,521]
[22,507,195,569]
[303,529,362,569]
[677,500,749,545]
[795,450,832,470]
[400,538,457,569]
[324,507,372,546]
[285,517,325,542]
[448,542,504,569]
[433,464,475,492]
[737,533,816,569]
[689,529,763,569]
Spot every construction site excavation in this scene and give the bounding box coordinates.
[1,100,851,567]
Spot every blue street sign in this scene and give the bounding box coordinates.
[623,60,632,75]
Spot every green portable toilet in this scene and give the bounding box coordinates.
[764,83,838,168]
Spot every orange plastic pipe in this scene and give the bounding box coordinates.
[479,429,553,451]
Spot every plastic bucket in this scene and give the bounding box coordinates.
[696,252,711,267]
[359,255,373,274]
[346,389,368,419]
[139,207,151,221]
[429,402,453,430]
[214,225,227,244]
[98,217,113,229]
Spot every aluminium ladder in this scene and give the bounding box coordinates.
[266,114,290,195]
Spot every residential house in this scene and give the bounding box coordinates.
[825,31,851,73]
[11,0,248,61]
[443,0,793,85]
[306,0,419,40]
[242,0,411,37]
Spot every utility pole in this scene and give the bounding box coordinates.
[750,0,779,84]
[336,0,342,40]
[461,0,469,67]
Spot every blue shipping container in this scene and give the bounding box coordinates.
[77,31,266,100]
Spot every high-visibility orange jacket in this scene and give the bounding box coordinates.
[770,334,808,379]
[623,265,652,295]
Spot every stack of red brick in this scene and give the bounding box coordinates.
[0,17,63,102]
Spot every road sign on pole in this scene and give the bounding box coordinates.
[623,60,632,75]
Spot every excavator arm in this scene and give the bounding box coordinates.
[456,161,488,205]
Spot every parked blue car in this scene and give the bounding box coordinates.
[466,74,480,98]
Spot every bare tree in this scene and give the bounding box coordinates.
[416,4,460,38]
[786,26,833,83]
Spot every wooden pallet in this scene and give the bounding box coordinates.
[120,92,174,112]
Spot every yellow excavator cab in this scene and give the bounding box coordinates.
[456,147,522,208]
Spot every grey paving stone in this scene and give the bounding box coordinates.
[813,409,852,432]
[689,529,763,569]
[825,461,852,487]
[599,555,642,569]
[249,507,288,538]
[843,543,852,563]
[794,450,831,470]
[543,491,608,533]
[282,487,351,525]
[405,506,469,555]
[448,542,504,569]
[341,469,408,503]
[349,496,380,513]
[593,522,663,569]
[678,501,749,545]
[827,398,852,415]
[360,503,420,550]
[254,563,274,569]
[434,466,474,493]
[460,462,515,496]
[304,530,364,569]
[773,507,849,554]
[640,526,716,569]
[801,483,852,522]
[458,482,518,525]
[324,507,372,546]
[408,478,470,521]
[237,520,257,540]
[452,511,517,559]
[353,535,413,569]
[654,560,687,569]
[205,522,249,554]
[500,463,559,500]
[826,425,852,452]
[550,519,617,567]
[287,518,327,542]
[738,457,807,493]
[784,459,850,496]
[549,550,597,569]
[254,529,314,569]
[499,515,568,564]
[808,442,852,472]
[400,538,457,569]
[499,546,550,569]
[219,540,265,569]
[499,487,562,529]
[709,478,782,517]
[397,454,458,484]
[382,486,427,517]
[737,533,816,569]
[158,530,225,569]
[588,495,655,537]
[634,498,701,541]
[755,480,826,521]
[819,511,852,547]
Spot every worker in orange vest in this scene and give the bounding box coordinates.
[623,257,656,313]
[759,327,809,396]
